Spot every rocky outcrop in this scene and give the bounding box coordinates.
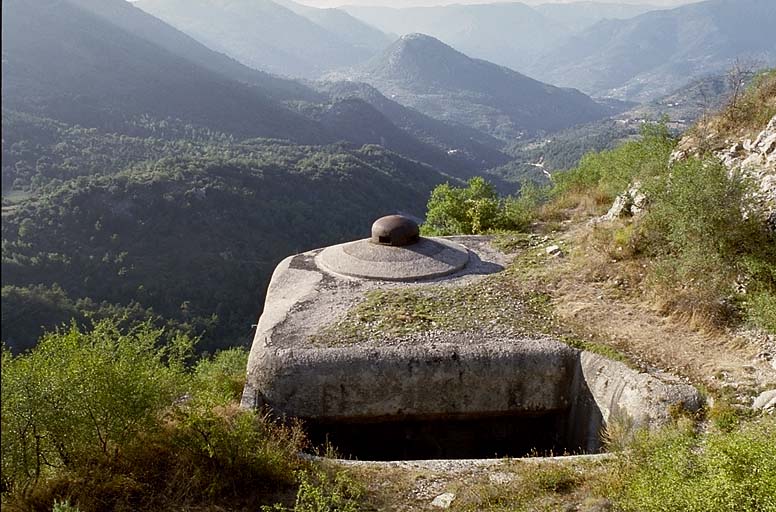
[753,389,776,414]
[600,182,647,222]
[714,116,776,223]
[671,115,776,227]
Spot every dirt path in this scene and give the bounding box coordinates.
[542,223,776,401]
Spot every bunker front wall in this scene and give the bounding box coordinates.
[242,237,703,456]
[243,337,702,454]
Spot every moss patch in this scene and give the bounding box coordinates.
[310,273,561,346]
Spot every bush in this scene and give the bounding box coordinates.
[422,177,502,235]
[641,157,776,327]
[51,500,81,512]
[1,320,190,496]
[422,177,546,235]
[502,181,547,231]
[263,467,364,512]
[192,347,249,401]
[607,417,776,512]
[715,68,776,140]
[1,322,305,510]
[745,290,776,332]
[550,123,675,204]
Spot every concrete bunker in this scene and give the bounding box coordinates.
[242,216,702,461]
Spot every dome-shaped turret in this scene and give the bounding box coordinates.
[371,215,420,246]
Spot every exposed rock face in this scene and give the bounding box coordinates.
[671,115,776,226]
[714,115,776,222]
[431,492,456,509]
[753,389,776,413]
[600,182,647,222]
[715,116,776,173]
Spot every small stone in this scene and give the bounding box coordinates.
[431,492,456,509]
[753,389,776,413]
[545,245,563,257]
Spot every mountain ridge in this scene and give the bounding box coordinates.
[333,33,610,140]
[1,0,329,142]
[135,0,389,78]
[527,0,776,100]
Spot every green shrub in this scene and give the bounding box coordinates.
[192,347,250,402]
[263,468,364,512]
[1,321,304,510]
[1,320,190,495]
[422,177,502,235]
[51,499,81,512]
[745,290,776,332]
[716,68,776,139]
[422,177,547,236]
[550,122,675,203]
[641,157,776,326]
[502,181,547,231]
[168,399,303,502]
[607,417,776,512]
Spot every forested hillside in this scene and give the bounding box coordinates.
[316,80,510,171]
[1,121,449,352]
[1,0,471,353]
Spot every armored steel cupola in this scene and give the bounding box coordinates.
[371,215,420,246]
[316,214,468,281]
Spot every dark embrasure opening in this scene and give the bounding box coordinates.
[304,411,596,461]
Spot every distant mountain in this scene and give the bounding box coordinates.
[333,34,610,141]
[317,80,511,171]
[342,3,567,72]
[64,0,321,102]
[534,2,657,32]
[342,2,659,73]
[494,71,749,182]
[273,0,391,54]
[2,0,328,141]
[2,0,511,177]
[135,0,387,78]
[304,98,494,181]
[527,0,776,101]
[624,72,748,126]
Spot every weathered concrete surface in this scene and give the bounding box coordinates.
[242,237,509,411]
[574,352,703,449]
[317,237,469,281]
[242,235,702,459]
[245,338,578,419]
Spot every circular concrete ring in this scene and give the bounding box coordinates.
[316,237,469,281]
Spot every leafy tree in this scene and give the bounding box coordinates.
[1,321,305,510]
[422,177,503,235]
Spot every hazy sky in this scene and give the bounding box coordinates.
[297,0,701,7]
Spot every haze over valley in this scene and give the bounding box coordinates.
[3,0,774,351]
